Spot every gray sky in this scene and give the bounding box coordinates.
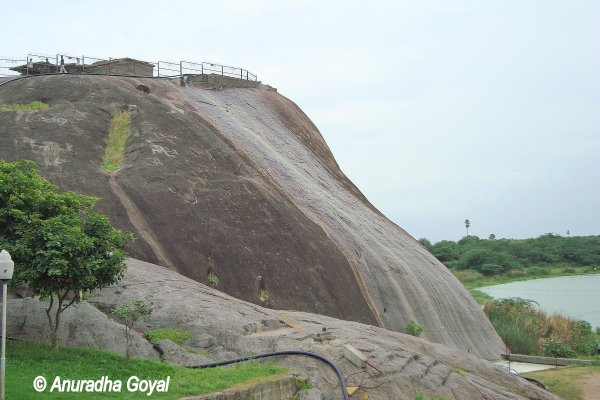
[3,1,599,242]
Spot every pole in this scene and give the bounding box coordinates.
[1,282,7,400]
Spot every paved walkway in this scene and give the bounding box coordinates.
[494,360,555,374]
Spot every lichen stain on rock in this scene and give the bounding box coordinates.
[22,136,72,167]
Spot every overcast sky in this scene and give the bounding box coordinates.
[2,1,599,242]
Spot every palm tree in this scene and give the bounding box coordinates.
[465,219,471,236]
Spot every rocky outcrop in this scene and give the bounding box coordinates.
[85,259,553,400]
[0,74,503,359]
[3,259,556,399]
[6,297,158,360]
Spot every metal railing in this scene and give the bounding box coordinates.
[1,53,258,82]
[0,58,25,77]
[156,61,180,77]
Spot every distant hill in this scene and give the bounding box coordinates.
[0,74,503,359]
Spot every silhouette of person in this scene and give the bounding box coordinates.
[59,55,67,73]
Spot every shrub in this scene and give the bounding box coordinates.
[543,339,575,358]
[451,269,483,284]
[455,248,515,275]
[207,272,218,287]
[484,298,542,354]
[506,269,525,278]
[527,266,550,276]
[112,297,154,359]
[574,320,592,335]
[479,263,504,276]
[404,320,423,337]
[259,290,270,303]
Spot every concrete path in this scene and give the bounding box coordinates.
[494,360,555,374]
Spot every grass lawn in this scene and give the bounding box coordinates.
[6,340,287,399]
[523,365,600,400]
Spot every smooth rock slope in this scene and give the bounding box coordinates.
[0,74,502,359]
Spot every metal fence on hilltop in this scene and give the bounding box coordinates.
[0,53,258,82]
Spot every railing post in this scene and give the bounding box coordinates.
[82,55,85,73]
[201,63,204,75]
[157,61,160,77]
[180,61,183,77]
[221,65,224,76]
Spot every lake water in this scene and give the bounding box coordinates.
[480,274,600,329]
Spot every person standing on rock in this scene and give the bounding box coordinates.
[59,55,67,73]
[27,58,33,75]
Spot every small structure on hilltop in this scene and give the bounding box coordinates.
[10,57,154,77]
[84,58,154,76]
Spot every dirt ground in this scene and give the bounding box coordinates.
[582,372,600,400]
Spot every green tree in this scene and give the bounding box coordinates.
[417,238,432,251]
[455,248,515,275]
[430,240,459,264]
[113,297,153,359]
[0,159,133,348]
[464,219,471,236]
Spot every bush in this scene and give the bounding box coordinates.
[543,339,575,358]
[207,272,218,287]
[113,297,153,359]
[574,320,592,335]
[455,248,515,275]
[259,290,270,303]
[479,263,505,276]
[451,269,483,284]
[484,298,542,354]
[404,321,423,337]
[527,266,550,276]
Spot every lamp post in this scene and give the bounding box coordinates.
[0,250,14,400]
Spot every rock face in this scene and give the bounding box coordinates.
[0,74,503,359]
[88,259,555,400]
[6,297,158,360]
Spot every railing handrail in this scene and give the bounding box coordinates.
[1,54,258,81]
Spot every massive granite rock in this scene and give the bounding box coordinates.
[0,74,503,359]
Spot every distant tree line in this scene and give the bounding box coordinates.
[419,234,600,276]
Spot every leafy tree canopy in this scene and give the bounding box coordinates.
[0,159,132,297]
[0,159,133,347]
[425,232,600,276]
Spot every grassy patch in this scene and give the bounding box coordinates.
[146,328,194,346]
[7,340,286,400]
[102,110,131,172]
[483,298,600,356]
[468,288,493,304]
[524,365,600,400]
[0,101,48,111]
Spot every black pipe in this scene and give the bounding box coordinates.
[188,350,349,400]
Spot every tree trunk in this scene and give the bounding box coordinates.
[125,325,131,359]
[45,291,77,349]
